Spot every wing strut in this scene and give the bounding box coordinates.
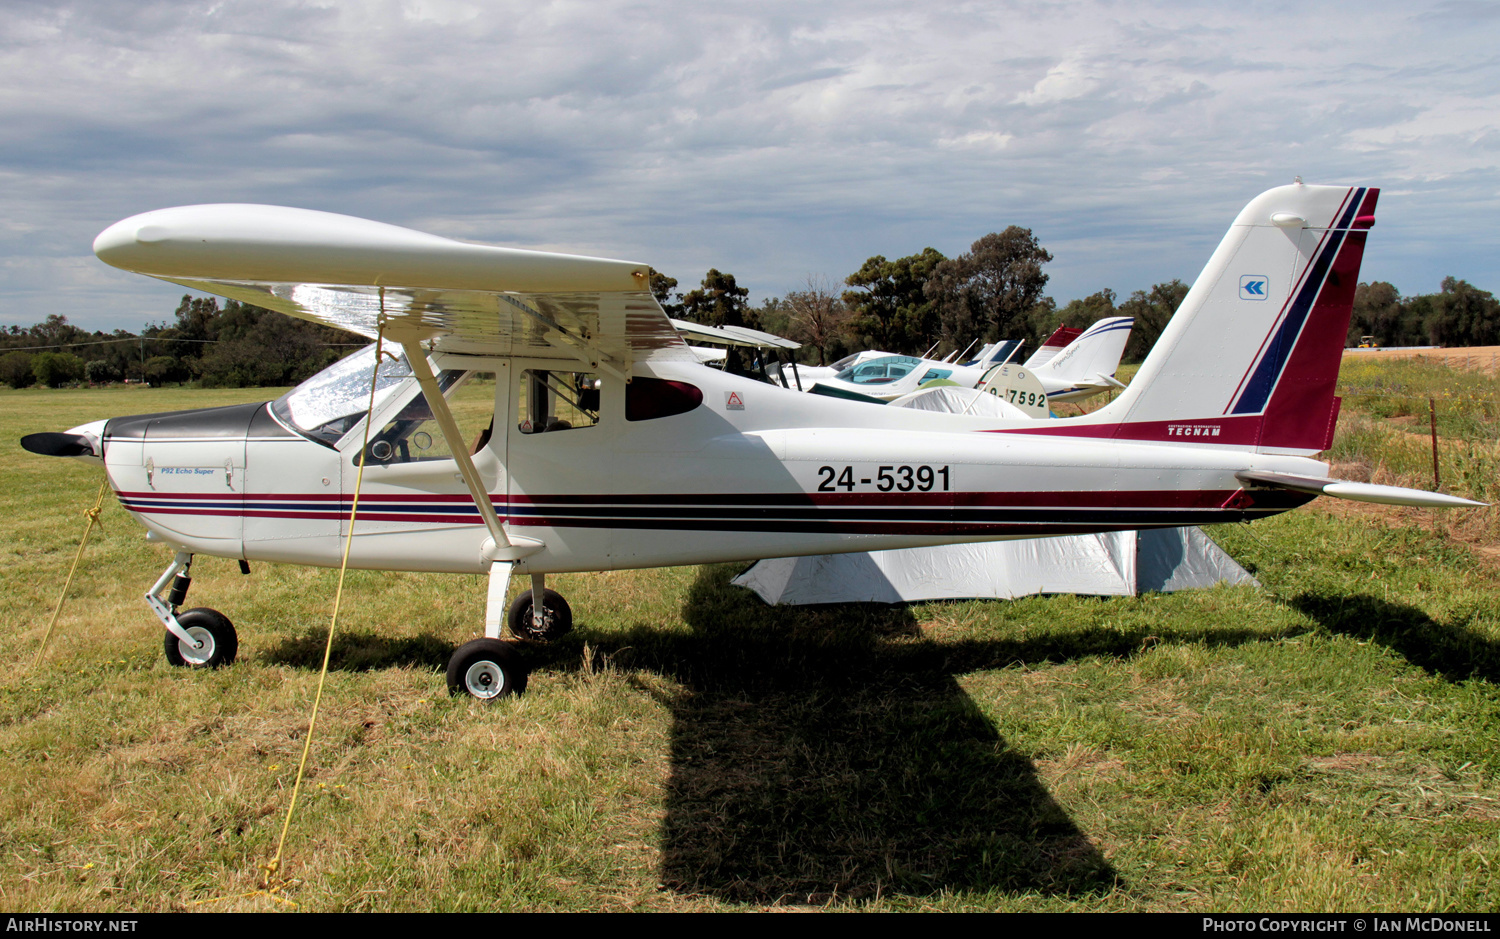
[395,335,516,549]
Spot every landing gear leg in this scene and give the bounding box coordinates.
[147,551,238,668]
[507,573,573,642]
[530,573,546,636]
[451,559,531,699]
[484,560,514,639]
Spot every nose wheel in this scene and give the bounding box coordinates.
[447,638,528,699]
[162,608,238,668]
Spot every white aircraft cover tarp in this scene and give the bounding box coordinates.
[887,385,1030,419]
[731,528,1257,605]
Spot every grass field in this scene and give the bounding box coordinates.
[2,374,1499,912]
[1345,345,1500,375]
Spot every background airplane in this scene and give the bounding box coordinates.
[808,317,1132,407]
[1023,315,1134,404]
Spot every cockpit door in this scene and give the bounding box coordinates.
[337,356,508,573]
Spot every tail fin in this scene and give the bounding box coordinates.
[1035,183,1378,454]
[970,339,1024,368]
[1023,325,1084,368]
[1029,316,1134,389]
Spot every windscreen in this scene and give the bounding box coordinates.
[835,355,922,385]
[271,344,415,446]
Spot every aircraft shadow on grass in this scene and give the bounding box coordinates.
[257,566,1305,903]
[260,630,455,672]
[1288,592,1500,685]
[626,564,1116,903]
[536,566,1290,904]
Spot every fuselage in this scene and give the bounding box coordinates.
[90,350,1318,577]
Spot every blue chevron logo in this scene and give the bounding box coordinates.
[1240,275,1268,300]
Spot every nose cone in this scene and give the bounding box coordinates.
[20,419,108,465]
[67,418,110,441]
[21,432,93,457]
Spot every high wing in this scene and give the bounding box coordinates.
[93,204,698,378]
[669,318,801,350]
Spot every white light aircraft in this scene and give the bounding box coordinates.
[809,316,1132,408]
[668,318,805,385]
[806,347,1022,402]
[1022,315,1134,405]
[780,337,1026,387]
[23,183,1483,700]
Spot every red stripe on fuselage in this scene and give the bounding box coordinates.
[982,413,1265,445]
[117,488,1261,525]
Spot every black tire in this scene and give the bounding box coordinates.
[447,638,528,699]
[507,588,573,642]
[162,608,238,668]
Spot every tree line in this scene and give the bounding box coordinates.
[656,233,1500,367]
[1347,278,1500,349]
[653,229,1192,367]
[2,239,1496,390]
[0,297,360,389]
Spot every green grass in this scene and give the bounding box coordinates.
[1,379,1498,911]
[1338,357,1500,439]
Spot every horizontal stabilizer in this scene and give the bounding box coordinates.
[1235,471,1486,508]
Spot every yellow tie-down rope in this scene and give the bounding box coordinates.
[195,325,391,909]
[31,478,110,670]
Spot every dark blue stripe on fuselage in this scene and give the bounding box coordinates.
[121,496,1312,527]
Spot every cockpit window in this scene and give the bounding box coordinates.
[517,369,600,434]
[271,345,422,446]
[360,371,491,465]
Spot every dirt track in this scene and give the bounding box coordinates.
[1344,345,1500,374]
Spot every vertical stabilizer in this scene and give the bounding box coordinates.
[1029,316,1134,390]
[1027,184,1377,454]
[1024,325,1084,368]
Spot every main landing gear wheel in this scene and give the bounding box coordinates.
[447,638,529,700]
[162,608,238,668]
[507,588,573,642]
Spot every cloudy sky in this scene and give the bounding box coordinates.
[3,0,1498,332]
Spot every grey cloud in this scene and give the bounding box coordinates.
[2,1,1499,331]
